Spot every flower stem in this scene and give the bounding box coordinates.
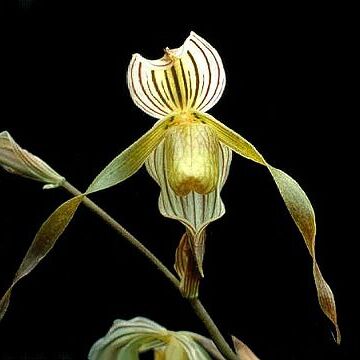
[190,299,239,360]
[62,180,239,360]
[62,181,179,288]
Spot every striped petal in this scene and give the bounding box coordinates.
[89,317,213,360]
[127,31,225,119]
[146,139,232,234]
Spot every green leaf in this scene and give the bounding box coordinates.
[86,118,168,194]
[201,112,341,343]
[0,195,83,321]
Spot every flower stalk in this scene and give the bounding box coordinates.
[61,181,239,360]
[62,181,179,289]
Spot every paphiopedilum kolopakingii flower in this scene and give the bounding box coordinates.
[86,32,339,341]
[0,32,340,342]
[89,316,260,360]
[88,316,228,360]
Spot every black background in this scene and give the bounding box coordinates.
[0,1,358,359]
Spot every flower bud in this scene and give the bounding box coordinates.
[0,131,64,188]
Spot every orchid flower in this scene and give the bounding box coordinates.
[86,32,340,342]
[89,316,261,360]
[0,32,340,343]
[88,317,227,360]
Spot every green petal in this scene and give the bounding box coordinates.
[200,112,341,343]
[86,118,168,193]
[0,195,83,321]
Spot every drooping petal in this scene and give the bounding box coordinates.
[87,117,169,193]
[1,118,169,322]
[0,195,84,321]
[127,31,225,119]
[0,131,65,188]
[200,112,341,343]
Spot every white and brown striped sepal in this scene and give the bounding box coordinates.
[127,31,226,119]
